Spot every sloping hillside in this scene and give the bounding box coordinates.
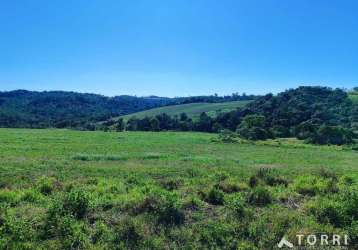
[0,90,257,128]
[349,92,358,104]
[0,90,174,128]
[119,100,251,121]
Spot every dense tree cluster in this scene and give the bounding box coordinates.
[176,93,257,104]
[104,87,358,145]
[0,90,257,129]
[0,90,175,128]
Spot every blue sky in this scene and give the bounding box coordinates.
[1,0,358,97]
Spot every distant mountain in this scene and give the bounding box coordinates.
[0,90,257,128]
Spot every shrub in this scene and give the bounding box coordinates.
[348,221,358,248]
[159,178,183,191]
[317,168,338,180]
[21,189,42,203]
[206,188,225,205]
[198,220,237,249]
[249,168,288,187]
[134,190,185,226]
[36,176,58,195]
[325,179,339,193]
[91,221,112,246]
[237,115,272,141]
[307,190,358,228]
[125,174,142,186]
[256,168,272,179]
[113,217,144,249]
[0,189,20,206]
[226,196,246,218]
[249,176,259,188]
[62,189,91,219]
[214,171,230,182]
[182,196,204,211]
[247,208,300,248]
[252,168,288,187]
[217,130,238,143]
[270,125,290,138]
[309,125,354,145]
[217,179,248,193]
[293,175,329,196]
[341,175,355,186]
[247,187,272,206]
[264,175,288,187]
[57,216,90,249]
[341,190,358,224]
[307,197,344,227]
[0,210,37,248]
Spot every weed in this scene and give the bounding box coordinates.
[247,187,272,206]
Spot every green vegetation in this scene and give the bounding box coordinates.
[349,91,358,104]
[0,90,256,129]
[104,87,358,145]
[0,128,357,249]
[0,90,175,128]
[119,100,251,121]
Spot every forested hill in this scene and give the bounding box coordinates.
[112,86,357,145]
[0,90,256,128]
[217,86,357,132]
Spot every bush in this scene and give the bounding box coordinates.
[307,190,358,228]
[217,130,238,143]
[293,175,330,196]
[58,216,90,249]
[341,190,358,224]
[341,175,355,186]
[21,189,42,203]
[257,168,288,187]
[226,196,246,218]
[36,176,58,195]
[113,217,145,249]
[91,221,112,246]
[309,125,354,145]
[270,125,290,138]
[348,221,358,248]
[134,189,185,226]
[307,197,345,227]
[247,187,272,206]
[249,176,259,188]
[264,175,288,187]
[182,196,204,211]
[206,188,225,205]
[217,179,248,193]
[62,189,91,219]
[0,189,20,206]
[198,220,237,249]
[159,178,184,191]
[247,208,300,248]
[317,168,338,180]
[237,115,272,141]
[0,210,37,248]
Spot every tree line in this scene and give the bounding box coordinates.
[0,90,257,128]
[99,87,358,145]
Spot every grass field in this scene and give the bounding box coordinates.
[349,93,358,104]
[118,100,251,121]
[1,128,357,249]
